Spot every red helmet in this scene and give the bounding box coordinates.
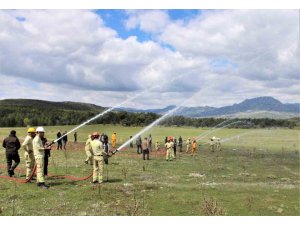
[168,136,173,141]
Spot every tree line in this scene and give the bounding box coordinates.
[0,105,298,128]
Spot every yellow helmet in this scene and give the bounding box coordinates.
[27,127,36,133]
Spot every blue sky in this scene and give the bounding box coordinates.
[95,9,200,42]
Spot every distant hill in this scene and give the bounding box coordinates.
[117,97,299,119]
[0,97,298,128]
[0,99,105,111]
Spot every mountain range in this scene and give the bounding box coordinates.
[117,96,299,119]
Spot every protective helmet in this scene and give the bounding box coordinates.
[27,127,36,133]
[168,136,173,141]
[92,132,100,138]
[212,136,216,140]
[36,127,45,132]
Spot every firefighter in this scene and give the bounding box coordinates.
[90,132,109,184]
[191,139,197,156]
[2,130,21,177]
[155,141,160,151]
[84,135,93,165]
[186,138,191,153]
[215,137,221,151]
[111,132,117,148]
[210,137,216,152]
[32,127,49,189]
[21,127,36,180]
[165,137,174,161]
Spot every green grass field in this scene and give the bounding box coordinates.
[0,124,299,216]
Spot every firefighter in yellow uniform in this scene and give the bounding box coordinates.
[21,127,36,180]
[186,138,191,153]
[90,132,107,184]
[210,137,216,152]
[111,132,117,148]
[32,127,49,189]
[191,139,197,156]
[165,137,173,161]
[84,134,93,165]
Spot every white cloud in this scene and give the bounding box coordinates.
[124,10,171,33]
[0,9,298,109]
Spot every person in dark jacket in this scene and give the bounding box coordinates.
[74,132,77,143]
[136,135,142,154]
[2,130,21,177]
[41,136,50,176]
[101,133,109,165]
[178,136,183,152]
[62,131,68,150]
[56,130,62,150]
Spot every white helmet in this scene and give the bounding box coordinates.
[212,136,216,140]
[36,127,45,132]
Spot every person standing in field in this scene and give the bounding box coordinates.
[173,137,177,158]
[90,132,108,184]
[178,136,183,152]
[74,132,77,143]
[111,132,117,148]
[56,130,62,150]
[41,135,50,177]
[62,131,68,150]
[210,137,216,152]
[165,137,174,161]
[191,139,197,156]
[155,141,160,151]
[148,134,152,152]
[129,136,134,148]
[33,127,49,189]
[2,130,21,177]
[142,137,150,160]
[21,127,36,180]
[84,134,93,165]
[136,135,142,154]
[186,138,191,153]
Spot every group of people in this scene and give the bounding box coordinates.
[1,127,222,187]
[2,127,51,189]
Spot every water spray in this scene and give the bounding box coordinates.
[50,73,192,145]
[112,90,202,155]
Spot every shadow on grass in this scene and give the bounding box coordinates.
[106,178,122,183]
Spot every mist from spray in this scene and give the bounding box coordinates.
[195,120,244,141]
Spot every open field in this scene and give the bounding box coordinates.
[0,125,299,216]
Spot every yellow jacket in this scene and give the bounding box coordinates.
[165,142,173,150]
[22,135,33,153]
[90,139,104,156]
[85,137,92,152]
[33,135,45,158]
[111,134,117,141]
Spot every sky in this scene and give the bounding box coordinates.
[0,9,299,109]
